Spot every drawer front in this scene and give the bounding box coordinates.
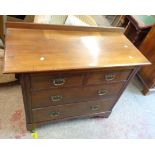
[30,73,84,90]
[32,98,115,122]
[31,83,123,108]
[86,70,131,85]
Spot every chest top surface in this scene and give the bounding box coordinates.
[3,22,150,73]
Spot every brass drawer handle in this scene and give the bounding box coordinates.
[51,95,62,102]
[105,74,115,81]
[49,111,60,117]
[53,78,65,86]
[91,105,99,111]
[97,89,108,96]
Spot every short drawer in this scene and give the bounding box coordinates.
[31,83,124,108]
[30,73,84,90]
[86,70,131,85]
[32,98,115,122]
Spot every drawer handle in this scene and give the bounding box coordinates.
[49,111,60,117]
[51,95,63,102]
[97,89,108,96]
[53,78,65,86]
[105,74,115,81]
[91,105,99,111]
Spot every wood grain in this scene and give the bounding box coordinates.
[6,21,124,32]
[124,15,153,48]
[30,72,84,90]
[86,69,131,85]
[31,82,123,108]
[4,22,151,131]
[32,98,115,122]
[138,25,155,94]
[3,22,150,74]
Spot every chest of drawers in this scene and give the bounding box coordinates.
[3,22,150,131]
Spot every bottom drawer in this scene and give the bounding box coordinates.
[32,98,116,122]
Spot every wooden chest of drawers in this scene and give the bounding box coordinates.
[3,22,150,131]
[21,68,134,128]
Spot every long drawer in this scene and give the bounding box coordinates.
[32,98,115,122]
[31,83,124,108]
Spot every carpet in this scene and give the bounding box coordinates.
[0,77,155,139]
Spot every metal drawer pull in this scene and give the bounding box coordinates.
[53,78,65,86]
[105,74,115,81]
[91,105,99,111]
[51,95,62,102]
[97,89,108,96]
[50,111,60,117]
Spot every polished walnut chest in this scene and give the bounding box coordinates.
[3,22,150,131]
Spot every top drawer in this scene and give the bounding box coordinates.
[30,73,84,90]
[86,70,131,85]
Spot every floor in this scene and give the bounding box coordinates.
[0,77,155,139]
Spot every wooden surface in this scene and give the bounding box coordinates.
[3,22,151,131]
[32,98,115,122]
[3,22,150,74]
[0,15,5,43]
[20,67,140,131]
[129,15,155,29]
[31,82,123,108]
[31,72,84,90]
[124,15,155,48]
[138,25,155,95]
